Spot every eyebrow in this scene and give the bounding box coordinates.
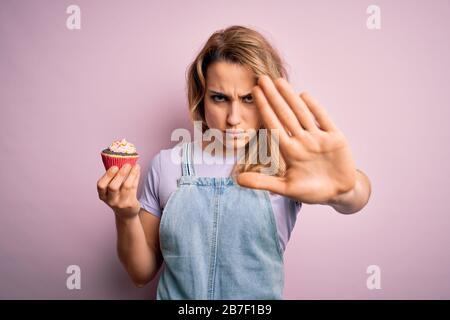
[207,90,253,98]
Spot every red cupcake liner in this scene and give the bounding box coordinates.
[101,153,139,170]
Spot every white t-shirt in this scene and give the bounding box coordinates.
[139,142,302,251]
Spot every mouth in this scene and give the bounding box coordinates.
[222,129,246,139]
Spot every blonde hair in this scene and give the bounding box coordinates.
[185,25,289,178]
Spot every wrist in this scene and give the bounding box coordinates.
[114,212,139,226]
[113,204,141,223]
[326,184,357,207]
[325,169,367,214]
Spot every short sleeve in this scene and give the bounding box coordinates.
[138,151,162,218]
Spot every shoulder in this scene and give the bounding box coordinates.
[147,143,184,171]
[139,143,188,217]
[154,143,185,210]
[159,143,184,166]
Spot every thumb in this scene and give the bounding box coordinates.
[236,172,285,194]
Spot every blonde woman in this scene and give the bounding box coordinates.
[97,25,372,299]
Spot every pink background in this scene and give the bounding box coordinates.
[1,0,449,299]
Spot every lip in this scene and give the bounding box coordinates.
[222,130,245,139]
[223,130,246,137]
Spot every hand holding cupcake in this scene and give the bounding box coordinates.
[101,138,139,170]
[97,138,141,219]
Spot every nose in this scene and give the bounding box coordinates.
[227,102,241,126]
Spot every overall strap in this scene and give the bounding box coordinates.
[181,141,196,176]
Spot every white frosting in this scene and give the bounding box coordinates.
[108,138,137,154]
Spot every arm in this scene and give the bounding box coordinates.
[324,169,372,214]
[115,208,163,287]
[97,164,163,288]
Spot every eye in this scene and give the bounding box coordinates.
[211,95,226,102]
[242,95,254,103]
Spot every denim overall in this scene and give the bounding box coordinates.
[156,141,284,299]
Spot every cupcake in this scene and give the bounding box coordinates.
[101,138,139,170]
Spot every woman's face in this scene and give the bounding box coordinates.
[203,61,262,151]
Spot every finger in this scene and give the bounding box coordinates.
[273,78,318,132]
[252,85,291,144]
[97,166,119,199]
[257,75,304,137]
[236,171,287,195]
[131,164,141,189]
[107,163,133,200]
[300,92,337,132]
[122,164,140,191]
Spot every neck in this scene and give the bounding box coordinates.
[200,139,242,159]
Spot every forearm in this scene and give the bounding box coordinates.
[326,169,372,214]
[115,214,160,286]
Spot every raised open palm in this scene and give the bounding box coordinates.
[236,75,357,205]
